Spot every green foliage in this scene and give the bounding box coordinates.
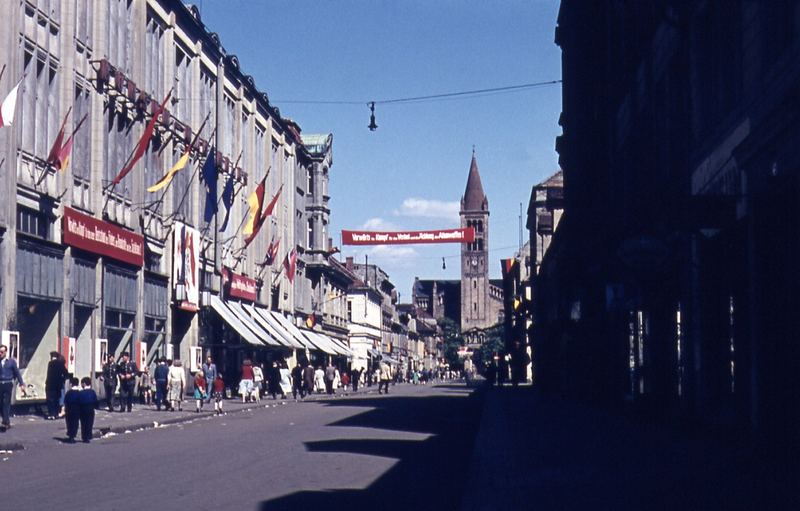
[473,323,505,375]
[437,317,464,370]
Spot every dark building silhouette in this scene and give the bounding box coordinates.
[537,1,800,448]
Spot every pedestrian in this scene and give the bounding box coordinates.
[153,358,169,411]
[100,353,117,412]
[324,363,336,395]
[263,362,277,400]
[193,370,206,413]
[63,377,81,443]
[303,362,315,397]
[350,367,361,393]
[291,362,304,400]
[239,359,254,403]
[202,355,217,404]
[0,344,24,432]
[279,362,292,399]
[212,373,225,416]
[139,366,152,405]
[77,377,98,443]
[116,351,138,412]
[168,359,185,411]
[45,351,69,420]
[342,371,350,396]
[314,366,325,394]
[378,359,392,395]
[252,362,265,402]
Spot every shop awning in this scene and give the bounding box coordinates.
[328,336,354,358]
[302,329,352,357]
[270,312,335,354]
[381,353,401,365]
[245,305,306,350]
[225,301,283,347]
[299,329,339,356]
[208,295,265,347]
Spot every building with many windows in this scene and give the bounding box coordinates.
[0,0,348,403]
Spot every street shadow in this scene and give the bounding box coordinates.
[258,388,484,511]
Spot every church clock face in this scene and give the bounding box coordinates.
[471,257,478,266]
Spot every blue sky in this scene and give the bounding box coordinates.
[199,0,562,299]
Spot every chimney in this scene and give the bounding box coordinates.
[346,256,354,271]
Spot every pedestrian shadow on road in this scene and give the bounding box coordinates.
[258,388,485,511]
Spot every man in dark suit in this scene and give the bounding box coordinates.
[116,351,138,413]
[63,377,81,442]
[0,344,25,431]
[101,354,117,411]
[45,351,69,420]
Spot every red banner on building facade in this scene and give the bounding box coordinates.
[63,207,144,266]
[222,267,258,302]
[341,227,475,245]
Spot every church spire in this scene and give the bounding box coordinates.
[462,152,487,211]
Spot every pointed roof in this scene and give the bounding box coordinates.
[462,154,487,211]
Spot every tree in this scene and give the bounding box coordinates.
[437,317,464,370]
[472,323,504,375]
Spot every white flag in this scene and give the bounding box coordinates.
[0,79,23,128]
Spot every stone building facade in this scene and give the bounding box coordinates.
[0,0,343,402]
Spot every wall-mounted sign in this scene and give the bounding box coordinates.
[342,227,475,245]
[172,222,200,311]
[94,338,108,372]
[61,336,76,374]
[136,340,147,370]
[222,267,258,302]
[63,207,144,266]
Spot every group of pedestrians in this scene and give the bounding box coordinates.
[99,352,139,413]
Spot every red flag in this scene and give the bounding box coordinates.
[264,237,281,265]
[46,108,71,166]
[284,248,297,284]
[244,183,283,247]
[55,133,74,172]
[111,90,172,186]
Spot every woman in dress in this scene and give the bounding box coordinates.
[167,360,185,412]
[279,361,292,399]
[239,359,254,403]
[193,370,206,412]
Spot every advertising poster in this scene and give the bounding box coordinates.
[172,221,200,311]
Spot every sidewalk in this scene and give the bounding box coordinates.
[462,386,799,510]
[0,385,382,451]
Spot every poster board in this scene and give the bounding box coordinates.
[94,338,108,372]
[1,331,20,362]
[190,346,203,373]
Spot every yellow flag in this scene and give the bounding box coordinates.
[147,152,190,192]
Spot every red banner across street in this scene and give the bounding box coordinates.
[341,227,475,245]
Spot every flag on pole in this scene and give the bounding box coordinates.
[201,147,218,223]
[147,151,190,192]
[284,248,297,284]
[243,175,267,237]
[264,237,280,265]
[261,184,283,218]
[219,173,235,231]
[54,134,75,172]
[111,90,171,186]
[0,78,23,128]
[46,109,71,166]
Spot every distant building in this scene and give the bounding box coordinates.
[413,154,503,346]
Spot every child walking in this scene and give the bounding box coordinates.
[213,373,225,416]
[78,377,98,443]
[193,370,206,413]
[63,377,81,443]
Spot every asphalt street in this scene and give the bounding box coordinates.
[0,383,483,511]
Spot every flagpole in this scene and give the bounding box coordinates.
[214,56,223,278]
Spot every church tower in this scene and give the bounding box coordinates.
[460,152,490,341]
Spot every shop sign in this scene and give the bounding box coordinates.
[63,207,144,266]
[342,227,475,245]
[61,336,76,374]
[222,267,257,302]
[172,222,200,311]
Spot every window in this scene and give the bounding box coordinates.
[307,218,314,249]
[307,168,313,195]
[20,46,60,161]
[17,206,50,240]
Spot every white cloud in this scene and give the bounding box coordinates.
[362,245,419,267]
[360,217,398,231]
[393,198,460,221]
